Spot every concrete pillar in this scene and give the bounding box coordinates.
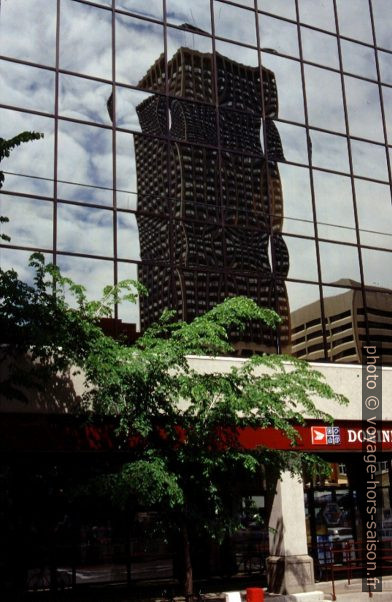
[266,471,315,595]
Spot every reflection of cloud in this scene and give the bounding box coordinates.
[0,60,54,114]
[262,54,305,123]
[57,204,114,257]
[351,139,388,181]
[0,248,53,286]
[0,196,53,250]
[355,179,392,249]
[362,249,392,288]
[214,2,257,45]
[305,65,345,133]
[259,14,299,57]
[311,130,349,172]
[341,39,377,79]
[284,236,318,282]
[117,212,140,261]
[166,0,212,32]
[301,27,339,69]
[345,77,383,142]
[372,0,392,51]
[336,0,373,43]
[298,0,336,32]
[275,122,307,164]
[319,241,360,284]
[286,281,320,312]
[0,0,56,66]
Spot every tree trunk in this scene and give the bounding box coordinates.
[181,521,193,601]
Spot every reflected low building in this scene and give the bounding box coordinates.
[134,46,290,353]
[291,279,392,364]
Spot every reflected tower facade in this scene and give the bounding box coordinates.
[134,47,289,352]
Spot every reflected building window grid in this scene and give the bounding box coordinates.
[0,0,391,362]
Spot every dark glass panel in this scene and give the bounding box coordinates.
[319,241,361,284]
[305,65,345,133]
[300,27,339,69]
[0,108,54,197]
[336,0,372,44]
[298,0,336,33]
[372,0,392,51]
[280,164,314,236]
[59,74,113,125]
[213,1,257,46]
[166,0,212,33]
[310,130,349,173]
[0,61,55,114]
[286,281,324,361]
[351,139,388,181]
[0,195,53,251]
[259,0,296,20]
[345,77,383,142]
[117,0,163,20]
[60,0,112,80]
[0,0,56,66]
[283,235,318,281]
[313,171,356,243]
[258,14,299,57]
[362,248,392,289]
[57,203,114,257]
[115,14,164,89]
[57,121,113,203]
[355,179,392,250]
[261,54,305,123]
[341,39,377,80]
[117,211,141,261]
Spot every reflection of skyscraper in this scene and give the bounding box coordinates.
[290,280,392,364]
[134,47,289,352]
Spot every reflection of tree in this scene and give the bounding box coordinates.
[133,47,290,352]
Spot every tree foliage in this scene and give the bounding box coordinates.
[0,253,349,596]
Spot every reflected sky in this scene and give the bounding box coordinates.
[0,0,391,348]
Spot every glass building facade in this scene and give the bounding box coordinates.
[1,0,392,362]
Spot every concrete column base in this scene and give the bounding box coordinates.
[267,554,315,595]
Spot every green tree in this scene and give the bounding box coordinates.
[0,255,348,599]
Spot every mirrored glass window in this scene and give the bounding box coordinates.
[280,164,314,236]
[117,212,141,261]
[351,139,388,181]
[341,39,377,80]
[355,179,392,250]
[259,14,299,57]
[0,195,53,251]
[0,109,54,197]
[273,122,308,165]
[117,0,163,21]
[60,0,112,80]
[319,241,361,284]
[259,0,296,20]
[382,85,392,142]
[56,255,115,306]
[262,54,305,123]
[57,121,113,202]
[0,62,55,115]
[287,281,325,361]
[116,131,138,201]
[115,87,159,131]
[310,130,349,173]
[305,65,345,133]
[313,171,356,243]
[345,77,383,142]
[298,0,336,33]
[59,74,113,125]
[0,0,57,66]
[57,203,114,257]
[116,14,164,88]
[215,39,259,67]
[117,261,140,326]
[336,0,372,43]
[323,284,363,364]
[213,1,257,46]
[372,0,392,51]
[362,248,392,289]
[378,50,392,85]
[300,27,339,69]
[283,235,319,281]
[166,0,212,33]
[0,249,53,285]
